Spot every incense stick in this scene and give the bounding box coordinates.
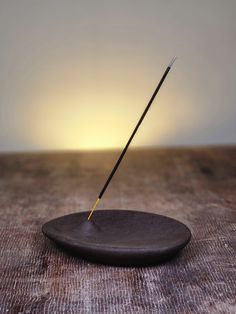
[88,57,177,220]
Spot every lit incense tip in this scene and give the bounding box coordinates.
[168,56,177,68]
[87,198,100,220]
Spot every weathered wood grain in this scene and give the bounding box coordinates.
[0,147,235,313]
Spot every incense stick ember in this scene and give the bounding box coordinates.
[88,57,177,220]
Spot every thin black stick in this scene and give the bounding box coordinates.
[88,57,177,220]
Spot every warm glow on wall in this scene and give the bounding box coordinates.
[23,55,183,151]
[33,94,142,150]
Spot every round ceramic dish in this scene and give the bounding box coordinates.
[42,210,191,266]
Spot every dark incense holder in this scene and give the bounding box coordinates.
[42,57,192,266]
[42,210,191,266]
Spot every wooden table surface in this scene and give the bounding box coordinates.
[0,147,235,313]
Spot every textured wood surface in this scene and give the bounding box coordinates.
[0,147,235,313]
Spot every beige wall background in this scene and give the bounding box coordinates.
[0,0,235,151]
